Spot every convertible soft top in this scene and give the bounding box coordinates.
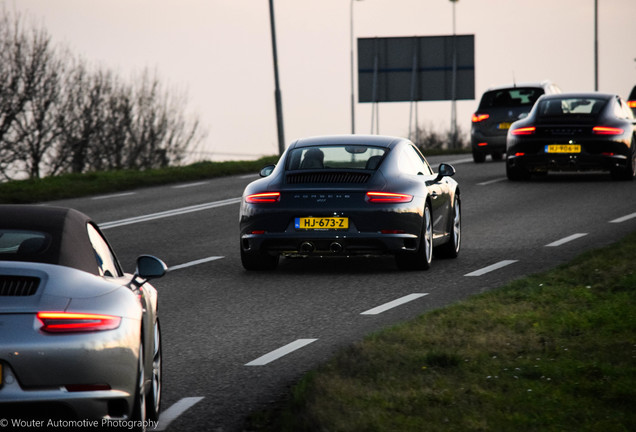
[0,205,101,275]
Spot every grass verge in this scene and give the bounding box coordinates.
[0,156,279,204]
[248,231,636,432]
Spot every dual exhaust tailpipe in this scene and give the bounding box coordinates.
[299,241,343,254]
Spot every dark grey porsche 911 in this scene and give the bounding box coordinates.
[239,135,461,271]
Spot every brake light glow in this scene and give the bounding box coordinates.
[245,192,280,203]
[37,312,122,333]
[514,152,526,157]
[477,142,488,147]
[472,113,490,123]
[511,126,536,136]
[592,126,624,135]
[366,192,413,203]
[628,101,636,108]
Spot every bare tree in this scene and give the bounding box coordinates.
[0,8,205,179]
[125,70,203,170]
[0,9,56,179]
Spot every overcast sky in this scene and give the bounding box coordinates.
[10,0,636,161]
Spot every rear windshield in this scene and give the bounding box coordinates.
[536,97,607,117]
[479,87,544,109]
[286,145,387,170]
[0,230,51,258]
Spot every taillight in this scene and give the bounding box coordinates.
[628,101,636,108]
[592,126,624,135]
[366,192,413,203]
[37,312,122,333]
[472,113,489,123]
[511,126,536,136]
[245,192,280,203]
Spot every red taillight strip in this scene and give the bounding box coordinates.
[471,113,489,123]
[511,126,536,136]
[366,192,413,203]
[245,192,280,203]
[592,126,624,135]
[37,312,122,333]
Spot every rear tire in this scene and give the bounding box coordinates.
[146,320,162,421]
[241,245,279,270]
[132,343,147,431]
[472,150,486,163]
[434,195,461,259]
[396,203,432,271]
[506,162,530,181]
[612,146,635,181]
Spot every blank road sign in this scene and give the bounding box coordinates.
[358,35,475,103]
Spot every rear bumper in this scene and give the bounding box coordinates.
[0,314,140,420]
[470,132,507,154]
[0,364,133,421]
[241,230,419,257]
[506,152,628,173]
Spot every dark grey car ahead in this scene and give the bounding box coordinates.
[239,135,461,271]
[471,81,561,163]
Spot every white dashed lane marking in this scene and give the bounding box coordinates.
[464,260,518,277]
[361,293,429,315]
[245,339,318,366]
[545,233,588,247]
[157,397,204,431]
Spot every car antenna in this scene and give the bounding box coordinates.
[512,71,516,88]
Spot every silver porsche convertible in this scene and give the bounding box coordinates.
[0,205,167,427]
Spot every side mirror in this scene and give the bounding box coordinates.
[259,165,276,177]
[434,163,456,182]
[135,255,167,280]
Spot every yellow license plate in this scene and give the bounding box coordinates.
[498,122,512,130]
[295,217,348,230]
[545,144,581,153]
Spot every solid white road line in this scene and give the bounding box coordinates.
[360,293,429,315]
[168,256,224,271]
[464,260,518,277]
[99,197,241,229]
[172,181,210,189]
[545,233,588,247]
[91,192,136,200]
[445,157,474,165]
[245,339,318,366]
[156,397,204,431]
[477,177,507,186]
[610,212,636,224]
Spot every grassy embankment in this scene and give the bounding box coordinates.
[0,156,279,204]
[249,231,636,431]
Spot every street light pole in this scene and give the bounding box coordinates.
[594,0,598,91]
[269,0,286,156]
[350,0,363,135]
[449,0,458,149]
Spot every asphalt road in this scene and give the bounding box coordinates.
[48,156,636,431]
